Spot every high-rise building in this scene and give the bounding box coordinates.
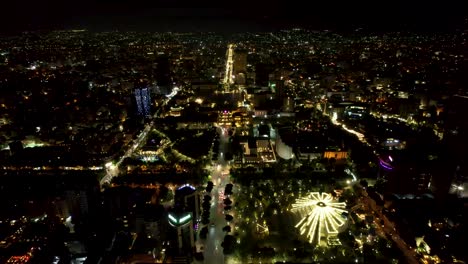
[444,95,468,168]
[443,95,468,197]
[134,87,151,116]
[233,49,247,85]
[233,49,247,75]
[378,153,432,195]
[255,63,271,87]
[155,55,171,87]
[170,184,200,253]
[276,79,285,100]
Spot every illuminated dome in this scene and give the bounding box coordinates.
[291,192,347,244]
[275,128,294,160]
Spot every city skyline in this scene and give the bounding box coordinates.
[0,6,467,263]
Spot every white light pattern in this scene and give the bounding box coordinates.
[179,214,191,224]
[292,192,347,244]
[168,214,177,224]
[166,87,180,98]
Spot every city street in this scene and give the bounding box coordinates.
[358,187,420,264]
[100,91,178,185]
[200,126,232,264]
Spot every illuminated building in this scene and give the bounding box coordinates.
[135,87,151,116]
[169,106,183,117]
[380,138,406,150]
[232,110,251,128]
[323,151,348,160]
[291,192,347,244]
[343,105,368,120]
[174,184,201,237]
[135,88,143,115]
[177,184,200,220]
[223,44,235,90]
[168,211,195,251]
[217,110,233,126]
[238,138,276,164]
[6,255,31,264]
[275,128,294,160]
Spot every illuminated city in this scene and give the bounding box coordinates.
[0,2,467,264]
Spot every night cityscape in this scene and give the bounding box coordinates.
[0,2,467,264]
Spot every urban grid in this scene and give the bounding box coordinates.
[0,5,467,264]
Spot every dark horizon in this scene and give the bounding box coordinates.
[1,0,467,34]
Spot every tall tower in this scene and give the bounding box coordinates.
[155,55,171,87]
[168,211,195,252]
[233,49,247,85]
[255,63,271,87]
[135,88,143,115]
[223,44,235,91]
[134,87,151,116]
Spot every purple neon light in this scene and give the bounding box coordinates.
[379,160,393,170]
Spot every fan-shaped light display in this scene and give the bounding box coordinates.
[292,192,347,244]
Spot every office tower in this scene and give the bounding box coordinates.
[169,184,200,253]
[444,95,468,169]
[168,211,195,252]
[255,63,271,87]
[175,184,201,224]
[134,87,151,116]
[276,79,285,100]
[233,49,247,85]
[233,49,247,75]
[156,55,171,87]
[443,95,468,197]
[378,153,432,195]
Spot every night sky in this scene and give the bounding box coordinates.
[1,0,466,33]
